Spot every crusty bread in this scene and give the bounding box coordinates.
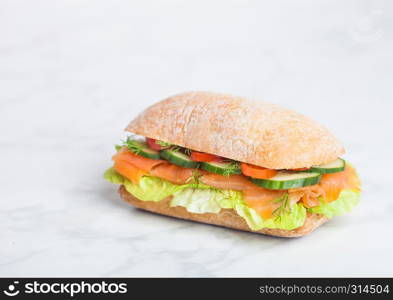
[119,186,328,238]
[126,91,344,169]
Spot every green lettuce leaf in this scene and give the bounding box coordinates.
[308,189,360,219]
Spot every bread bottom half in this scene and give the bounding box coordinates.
[119,186,328,237]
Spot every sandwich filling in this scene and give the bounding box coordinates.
[104,137,361,231]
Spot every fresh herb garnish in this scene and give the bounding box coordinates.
[272,193,290,218]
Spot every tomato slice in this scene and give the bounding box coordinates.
[146,138,163,151]
[241,163,277,179]
[290,167,310,171]
[190,151,221,162]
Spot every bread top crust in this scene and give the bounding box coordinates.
[126,91,345,169]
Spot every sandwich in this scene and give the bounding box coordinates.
[104,92,361,237]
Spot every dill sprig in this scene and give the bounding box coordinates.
[122,137,144,155]
[169,145,182,152]
[169,145,192,156]
[272,193,290,217]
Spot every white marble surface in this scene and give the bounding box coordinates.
[1,0,393,277]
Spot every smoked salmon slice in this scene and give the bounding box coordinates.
[288,165,360,207]
[112,149,167,184]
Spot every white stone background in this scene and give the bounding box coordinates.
[1,0,392,276]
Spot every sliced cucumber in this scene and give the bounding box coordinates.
[160,149,199,168]
[201,161,241,176]
[310,158,346,174]
[124,139,160,159]
[251,171,321,190]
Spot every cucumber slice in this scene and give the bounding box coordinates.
[124,139,160,159]
[160,149,199,168]
[201,161,241,176]
[310,158,346,174]
[251,171,321,190]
